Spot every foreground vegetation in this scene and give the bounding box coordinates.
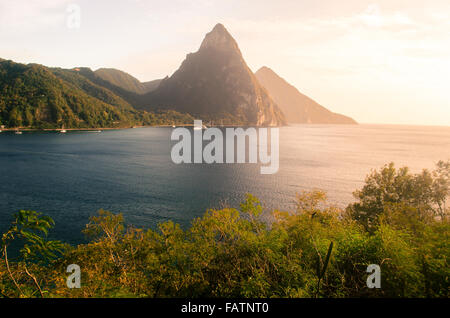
[1,161,449,298]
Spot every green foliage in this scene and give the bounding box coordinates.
[347,161,450,231]
[94,68,162,95]
[0,162,449,298]
[1,210,65,263]
[0,210,65,297]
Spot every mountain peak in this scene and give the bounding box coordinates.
[257,66,277,76]
[212,23,227,32]
[258,66,273,72]
[199,23,241,54]
[255,67,357,125]
[146,25,286,126]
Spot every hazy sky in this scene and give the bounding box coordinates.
[1,0,449,126]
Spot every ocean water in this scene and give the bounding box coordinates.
[0,124,449,245]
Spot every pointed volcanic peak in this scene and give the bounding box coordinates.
[256,66,357,125]
[143,24,286,126]
[199,23,242,55]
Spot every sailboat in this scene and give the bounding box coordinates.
[15,129,22,135]
[60,124,67,133]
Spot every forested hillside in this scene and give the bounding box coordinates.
[94,68,162,94]
[0,60,192,129]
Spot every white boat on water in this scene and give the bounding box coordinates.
[193,125,208,130]
[15,130,22,135]
[60,129,67,133]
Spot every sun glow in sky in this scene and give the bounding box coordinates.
[1,0,449,126]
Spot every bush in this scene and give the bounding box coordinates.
[0,162,449,298]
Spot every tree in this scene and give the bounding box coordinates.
[346,161,450,231]
[8,107,22,127]
[1,210,65,297]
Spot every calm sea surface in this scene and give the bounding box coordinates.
[1,124,449,244]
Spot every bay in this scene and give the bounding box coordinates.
[0,124,449,244]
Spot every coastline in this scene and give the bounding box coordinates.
[0,123,289,132]
[0,125,180,132]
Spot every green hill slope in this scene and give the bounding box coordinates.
[0,60,192,128]
[94,68,162,94]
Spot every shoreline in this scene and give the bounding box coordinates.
[0,123,287,132]
[0,125,182,132]
[2,123,448,133]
